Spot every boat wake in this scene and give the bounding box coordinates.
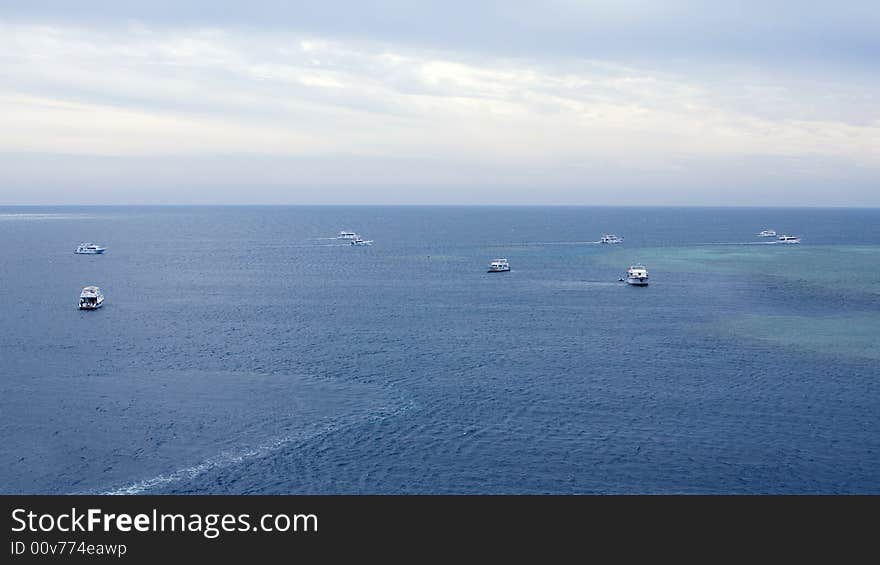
[88,398,418,495]
[0,213,93,221]
[501,241,603,247]
[692,241,780,246]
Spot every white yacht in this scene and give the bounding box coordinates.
[79,286,105,310]
[757,229,777,237]
[625,264,649,286]
[337,231,359,240]
[74,243,106,254]
[600,234,623,244]
[488,258,510,272]
[350,237,373,246]
[777,235,800,244]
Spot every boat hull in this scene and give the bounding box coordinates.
[79,302,104,310]
[487,268,510,273]
[626,277,648,286]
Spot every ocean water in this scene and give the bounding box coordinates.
[1,206,878,494]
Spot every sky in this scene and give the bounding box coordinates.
[1,1,878,205]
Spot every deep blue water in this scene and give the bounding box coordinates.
[1,206,878,494]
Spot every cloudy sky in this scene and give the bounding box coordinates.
[1,1,878,205]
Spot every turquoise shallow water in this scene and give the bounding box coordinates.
[599,244,880,361]
[1,206,878,493]
[727,315,880,361]
[603,243,880,359]
[599,244,880,296]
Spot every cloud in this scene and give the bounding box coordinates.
[0,21,878,204]
[4,2,879,66]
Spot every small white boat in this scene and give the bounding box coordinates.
[79,286,105,310]
[757,229,777,237]
[777,235,800,244]
[350,237,373,246]
[600,234,623,244]
[624,264,649,286]
[74,243,106,254]
[337,231,359,240]
[488,258,510,272]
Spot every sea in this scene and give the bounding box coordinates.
[1,206,878,494]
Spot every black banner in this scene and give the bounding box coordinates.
[1,495,873,561]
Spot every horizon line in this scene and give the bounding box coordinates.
[2,203,879,209]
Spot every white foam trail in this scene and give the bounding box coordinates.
[692,241,779,246]
[286,242,345,247]
[96,427,348,495]
[89,399,417,495]
[0,213,92,221]
[502,241,602,247]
